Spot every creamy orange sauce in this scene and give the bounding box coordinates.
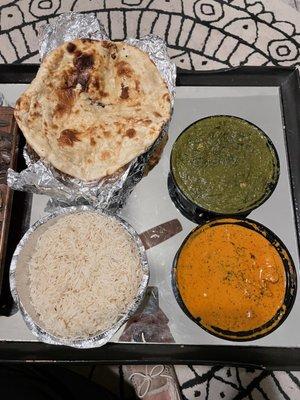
[176,222,286,333]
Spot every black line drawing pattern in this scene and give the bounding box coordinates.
[0,0,300,398]
[177,365,300,399]
[0,0,299,68]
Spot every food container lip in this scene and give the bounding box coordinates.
[170,114,280,217]
[9,205,150,348]
[172,216,297,342]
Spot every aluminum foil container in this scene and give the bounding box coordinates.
[7,12,176,212]
[9,206,149,348]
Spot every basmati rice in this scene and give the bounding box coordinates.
[29,212,143,339]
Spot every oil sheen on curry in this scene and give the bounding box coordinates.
[176,220,286,335]
[171,116,279,214]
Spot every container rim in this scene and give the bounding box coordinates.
[9,205,150,348]
[172,216,297,342]
[170,114,280,219]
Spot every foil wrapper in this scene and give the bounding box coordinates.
[39,12,108,59]
[119,287,174,343]
[10,206,149,348]
[0,92,9,107]
[7,12,176,212]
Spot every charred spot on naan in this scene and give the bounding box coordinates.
[28,111,41,122]
[102,41,117,51]
[99,90,108,98]
[103,129,111,138]
[116,61,133,78]
[120,84,129,99]
[91,124,111,139]
[66,42,77,53]
[101,41,119,60]
[58,129,81,147]
[88,76,109,98]
[54,88,75,116]
[88,98,106,108]
[73,52,94,70]
[33,100,40,109]
[77,72,91,91]
[62,67,78,89]
[153,111,162,118]
[100,151,111,160]
[125,128,136,138]
[62,51,94,92]
[134,80,141,92]
[91,76,100,90]
[16,95,30,113]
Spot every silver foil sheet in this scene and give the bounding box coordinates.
[10,206,149,348]
[7,12,176,212]
[0,93,9,107]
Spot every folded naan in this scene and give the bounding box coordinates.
[14,39,171,181]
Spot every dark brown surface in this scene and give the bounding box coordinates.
[0,107,19,300]
[139,219,182,250]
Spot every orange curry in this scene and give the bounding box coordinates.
[176,221,286,332]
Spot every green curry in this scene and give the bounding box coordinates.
[171,116,279,214]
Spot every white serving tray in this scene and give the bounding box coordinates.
[0,83,299,348]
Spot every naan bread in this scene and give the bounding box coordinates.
[14,39,171,181]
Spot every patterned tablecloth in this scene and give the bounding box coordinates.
[0,0,299,68]
[0,1,300,399]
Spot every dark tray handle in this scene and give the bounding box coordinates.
[139,219,182,250]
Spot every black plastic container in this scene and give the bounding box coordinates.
[172,217,297,341]
[169,115,280,224]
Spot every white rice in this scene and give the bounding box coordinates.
[29,212,142,339]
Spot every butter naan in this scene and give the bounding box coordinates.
[14,39,171,181]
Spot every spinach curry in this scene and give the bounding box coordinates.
[171,116,279,214]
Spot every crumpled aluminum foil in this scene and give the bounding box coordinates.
[39,12,108,59]
[0,92,9,107]
[10,206,149,348]
[119,287,174,343]
[7,12,176,212]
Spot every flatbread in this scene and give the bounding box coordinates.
[14,39,171,181]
